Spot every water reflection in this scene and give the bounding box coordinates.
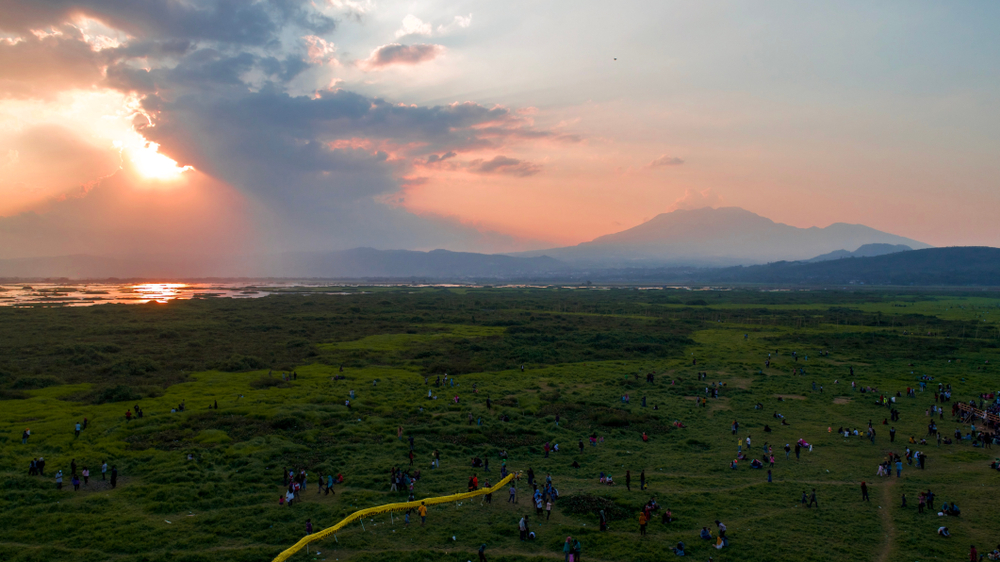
[132,283,187,303]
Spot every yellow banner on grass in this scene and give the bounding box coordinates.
[271,472,516,562]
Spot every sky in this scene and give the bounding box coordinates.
[1,0,999,260]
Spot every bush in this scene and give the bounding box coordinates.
[250,374,285,389]
[218,354,267,372]
[11,376,61,389]
[107,357,160,377]
[93,385,142,404]
[559,494,634,521]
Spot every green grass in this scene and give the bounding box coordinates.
[1,288,998,562]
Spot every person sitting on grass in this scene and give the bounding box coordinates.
[700,527,713,540]
[750,459,763,469]
[938,526,951,537]
[671,541,686,556]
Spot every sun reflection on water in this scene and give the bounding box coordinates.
[131,283,187,303]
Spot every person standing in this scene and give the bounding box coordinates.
[305,519,313,535]
[890,427,896,442]
[640,470,646,491]
[22,428,29,444]
[55,470,64,490]
[509,485,516,504]
[638,511,647,536]
[563,537,573,561]
[478,543,487,562]
[625,470,631,491]
[519,515,528,541]
[794,443,801,459]
[546,499,552,520]
[809,488,818,508]
[75,422,81,438]
[101,461,107,481]
[110,466,118,489]
[82,466,89,485]
[767,469,772,483]
[861,482,869,502]
[418,502,427,525]
[896,459,902,478]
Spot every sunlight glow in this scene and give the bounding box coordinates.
[124,141,194,180]
[131,283,187,303]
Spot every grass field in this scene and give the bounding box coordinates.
[1,288,998,562]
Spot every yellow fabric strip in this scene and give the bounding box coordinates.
[271,472,516,562]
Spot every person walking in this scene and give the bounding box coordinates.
[519,515,528,541]
[509,485,516,504]
[55,470,63,490]
[110,466,118,489]
[808,488,818,508]
[861,481,870,502]
[478,543,488,562]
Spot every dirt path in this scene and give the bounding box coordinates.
[875,479,897,562]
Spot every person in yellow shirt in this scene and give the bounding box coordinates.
[418,502,427,525]
[638,511,647,536]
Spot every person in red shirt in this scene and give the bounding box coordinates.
[970,545,977,562]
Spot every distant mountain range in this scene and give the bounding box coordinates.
[0,248,564,280]
[700,247,1000,286]
[512,207,931,266]
[7,207,998,286]
[806,243,913,263]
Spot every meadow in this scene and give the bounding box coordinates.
[1,287,998,562]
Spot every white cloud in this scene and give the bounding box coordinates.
[666,188,724,212]
[396,13,472,38]
[437,14,472,34]
[649,154,684,167]
[396,14,432,38]
[303,35,338,64]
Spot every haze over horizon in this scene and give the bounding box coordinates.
[2,1,999,262]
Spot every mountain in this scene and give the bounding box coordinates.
[513,207,931,266]
[702,247,1000,286]
[259,248,564,279]
[0,249,565,280]
[806,243,912,262]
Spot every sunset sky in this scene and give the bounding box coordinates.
[1,1,998,259]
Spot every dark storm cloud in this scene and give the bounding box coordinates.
[0,0,564,254]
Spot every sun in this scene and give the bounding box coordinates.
[122,140,194,180]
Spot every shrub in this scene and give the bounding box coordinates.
[93,385,142,404]
[559,494,634,521]
[11,375,61,389]
[218,354,267,372]
[107,357,160,377]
